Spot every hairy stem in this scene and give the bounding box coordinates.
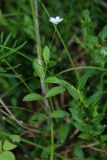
[29,1,54,159]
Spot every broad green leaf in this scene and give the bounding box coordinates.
[58,124,70,143]
[50,110,69,118]
[33,59,45,80]
[45,76,60,84]
[23,93,43,101]
[3,135,20,151]
[45,86,65,98]
[0,151,15,160]
[43,46,50,63]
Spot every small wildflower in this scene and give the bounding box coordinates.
[49,16,63,25]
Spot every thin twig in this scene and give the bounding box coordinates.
[70,129,79,140]
[81,142,98,148]
[89,146,107,155]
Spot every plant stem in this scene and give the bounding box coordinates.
[29,0,50,109]
[39,0,79,81]
[29,0,42,63]
[29,1,54,159]
[50,118,54,160]
[50,29,56,49]
[55,26,79,80]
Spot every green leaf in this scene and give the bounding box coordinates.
[50,110,69,118]
[101,46,107,56]
[41,144,59,158]
[58,124,70,143]
[99,25,107,41]
[43,46,50,63]
[23,93,43,102]
[3,135,20,151]
[29,113,48,124]
[45,86,65,98]
[101,134,107,142]
[73,120,105,136]
[78,70,94,89]
[73,142,84,159]
[41,146,50,158]
[33,59,45,80]
[0,141,2,152]
[92,113,105,123]
[60,80,80,99]
[0,11,8,26]
[69,106,84,123]
[46,78,80,99]
[85,35,98,49]
[45,76,60,84]
[88,91,102,106]
[79,133,92,140]
[0,151,15,160]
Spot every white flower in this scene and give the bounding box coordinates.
[49,16,63,25]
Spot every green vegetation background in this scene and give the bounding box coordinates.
[0,0,107,160]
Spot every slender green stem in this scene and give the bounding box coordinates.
[50,118,54,160]
[50,29,56,49]
[39,0,79,81]
[100,63,106,99]
[55,26,79,80]
[56,66,107,76]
